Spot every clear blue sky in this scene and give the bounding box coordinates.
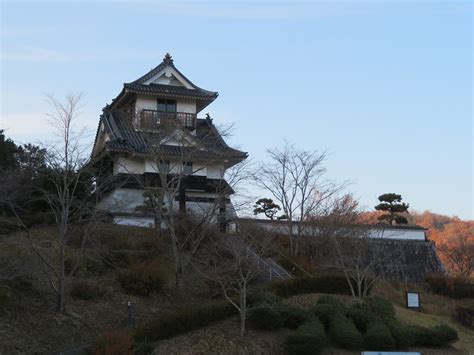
[1,1,472,219]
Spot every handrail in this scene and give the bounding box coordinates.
[139,109,197,129]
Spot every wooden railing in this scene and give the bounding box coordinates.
[139,109,197,130]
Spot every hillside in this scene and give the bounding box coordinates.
[0,223,473,354]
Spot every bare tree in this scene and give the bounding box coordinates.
[197,221,273,336]
[254,141,345,255]
[2,93,112,312]
[308,195,412,301]
[114,110,248,292]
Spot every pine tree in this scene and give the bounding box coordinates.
[374,193,409,225]
[253,198,281,220]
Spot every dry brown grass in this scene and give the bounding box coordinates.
[0,223,207,354]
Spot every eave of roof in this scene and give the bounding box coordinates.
[123,83,218,100]
[98,111,247,165]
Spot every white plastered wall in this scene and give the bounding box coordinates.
[114,157,145,174]
[135,95,197,115]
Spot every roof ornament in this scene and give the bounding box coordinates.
[205,113,213,123]
[163,53,173,65]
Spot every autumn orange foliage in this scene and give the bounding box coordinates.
[361,210,473,276]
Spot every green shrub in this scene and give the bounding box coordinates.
[408,324,458,347]
[276,304,313,329]
[317,295,347,309]
[248,306,285,330]
[364,321,395,350]
[248,289,281,307]
[70,280,106,301]
[312,296,347,327]
[329,314,362,350]
[269,274,357,298]
[118,263,166,296]
[432,325,459,346]
[346,304,375,333]
[284,320,327,355]
[386,320,415,349]
[361,296,395,320]
[425,273,474,299]
[134,301,235,342]
[454,301,474,328]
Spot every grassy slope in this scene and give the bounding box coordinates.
[396,306,474,354]
[152,292,473,354]
[1,224,472,353]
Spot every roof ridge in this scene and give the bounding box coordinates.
[127,53,215,95]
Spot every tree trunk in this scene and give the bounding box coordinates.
[175,264,184,292]
[56,274,66,313]
[56,231,66,313]
[240,284,247,337]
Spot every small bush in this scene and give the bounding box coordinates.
[248,306,285,330]
[70,281,106,301]
[386,320,415,349]
[425,273,474,299]
[329,314,362,350]
[364,321,395,350]
[454,302,474,328]
[134,301,235,342]
[269,273,357,298]
[346,304,375,333]
[118,262,166,296]
[94,329,133,355]
[312,296,347,327]
[317,295,347,309]
[248,289,281,307]
[432,324,459,346]
[408,324,459,347]
[361,296,395,320]
[277,304,313,329]
[284,320,327,355]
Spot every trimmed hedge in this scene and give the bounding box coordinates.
[284,320,327,355]
[386,320,416,349]
[312,295,347,327]
[425,274,474,299]
[134,301,235,342]
[409,324,458,347]
[364,321,395,350]
[361,296,396,320]
[328,314,362,350]
[277,305,313,330]
[248,306,285,330]
[270,274,354,298]
[346,304,375,333]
